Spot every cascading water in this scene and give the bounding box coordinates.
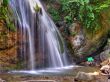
[9,0,71,72]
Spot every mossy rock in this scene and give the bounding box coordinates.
[34,4,41,12]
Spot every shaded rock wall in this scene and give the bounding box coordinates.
[68,7,110,63]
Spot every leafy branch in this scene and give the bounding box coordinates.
[0,0,16,31]
[60,0,110,31]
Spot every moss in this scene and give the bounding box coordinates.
[34,4,41,12]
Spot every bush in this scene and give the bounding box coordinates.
[60,0,110,31]
[0,0,16,31]
[48,5,61,22]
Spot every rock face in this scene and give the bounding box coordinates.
[100,58,110,75]
[100,65,110,75]
[69,23,84,48]
[0,20,18,70]
[0,78,5,82]
[99,39,110,62]
[101,58,110,66]
[67,7,110,63]
[75,72,97,81]
[0,20,17,50]
[75,72,108,82]
[66,22,84,58]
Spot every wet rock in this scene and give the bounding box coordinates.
[74,72,108,82]
[101,58,110,66]
[100,50,110,62]
[100,65,110,75]
[72,34,84,48]
[68,22,85,51]
[56,21,66,28]
[99,39,110,62]
[75,72,99,81]
[0,78,6,82]
[100,58,110,76]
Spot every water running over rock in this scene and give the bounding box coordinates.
[9,0,71,71]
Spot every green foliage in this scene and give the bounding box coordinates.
[60,0,80,24]
[48,6,61,22]
[60,0,110,31]
[0,0,16,31]
[95,0,110,13]
[3,0,9,7]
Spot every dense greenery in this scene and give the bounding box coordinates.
[48,0,110,31]
[48,7,61,22]
[47,1,62,22]
[0,0,16,31]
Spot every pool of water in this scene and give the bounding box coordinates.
[8,65,81,76]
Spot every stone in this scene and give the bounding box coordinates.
[74,72,109,82]
[99,38,110,63]
[72,34,84,48]
[75,72,99,81]
[0,78,6,82]
[100,65,110,75]
[101,58,110,66]
[100,50,110,62]
[108,79,110,82]
[68,22,85,50]
[69,22,81,35]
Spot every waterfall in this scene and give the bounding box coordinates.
[9,0,70,70]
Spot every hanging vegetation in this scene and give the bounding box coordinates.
[48,0,110,31]
[0,0,16,31]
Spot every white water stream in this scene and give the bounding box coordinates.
[9,0,71,72]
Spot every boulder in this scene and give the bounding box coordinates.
[101,58,110,66]
[75,72,107,82]
[100,50,110,62]
[100,65,110,75]
[0,78,5,82]
[75,72,99,81]
[100,58,110,76]
[99,38,110,62]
